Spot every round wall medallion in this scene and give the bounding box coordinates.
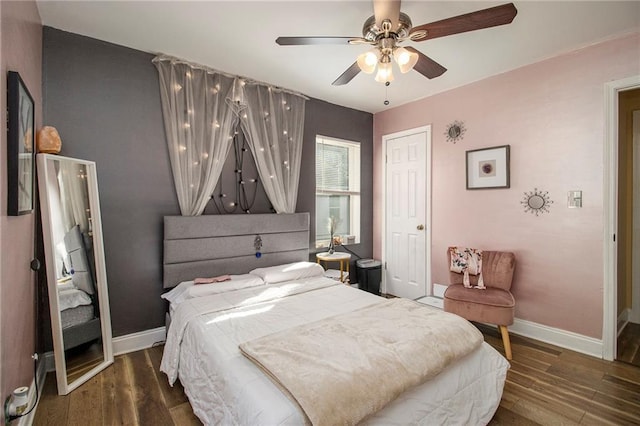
[521,188,553,216]
[445,120,466,143]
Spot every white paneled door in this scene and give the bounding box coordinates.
[384,127,430,299]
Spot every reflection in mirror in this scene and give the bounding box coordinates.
[37,154,113,395]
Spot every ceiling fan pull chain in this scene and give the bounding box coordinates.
[384,81,390,106]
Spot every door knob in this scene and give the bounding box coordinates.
[417,224,425,230]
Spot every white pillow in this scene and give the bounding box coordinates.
[249,261,325,284]
[161,274,265,306]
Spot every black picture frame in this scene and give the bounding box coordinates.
[7,71,35,215]
[465,145,510,190]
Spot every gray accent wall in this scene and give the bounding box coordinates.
[42,27,373,336]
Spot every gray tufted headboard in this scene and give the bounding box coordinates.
[163,213,310,288]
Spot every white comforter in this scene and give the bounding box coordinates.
[161,277,509,425]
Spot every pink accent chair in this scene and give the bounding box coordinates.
[443,248,516,360]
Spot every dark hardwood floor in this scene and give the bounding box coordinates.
[617,322,640,368]
[33,326,640,426]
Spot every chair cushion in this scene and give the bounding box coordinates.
[444,284,515,326]
[444,284,515,308]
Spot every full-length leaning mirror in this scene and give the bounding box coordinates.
[37,153,113,395]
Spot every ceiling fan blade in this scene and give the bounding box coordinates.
[276,36,357,46]
[405,47,447,79]
[373,0,401,30]
[410,3,517,42]
[332,62,361,86]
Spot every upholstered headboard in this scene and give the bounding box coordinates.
[163,213,310,288]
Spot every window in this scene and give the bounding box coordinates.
[316,136,360,248]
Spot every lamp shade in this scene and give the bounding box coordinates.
[357,50,378,74]
[374,61,394,83]
[394,47,418,74]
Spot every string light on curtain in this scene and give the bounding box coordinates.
[211,125,260,214]
[154,54,307,215]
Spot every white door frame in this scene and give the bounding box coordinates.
[381,125,432,296]
[603,75,640,360]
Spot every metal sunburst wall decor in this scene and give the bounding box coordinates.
[445,120,466,143]
[521,188,553,216]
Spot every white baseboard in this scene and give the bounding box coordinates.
[432,283,447,299]
[618,309,631,337]
[11,353,48,426]
[629,307,640,324]
[43,351,55,372]
[416,296,444,309]
[113,326,166,356]
[509,317,603,358]
[421,284,604,358]
[107,315,603,365]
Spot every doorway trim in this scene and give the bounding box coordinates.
[603,75,640,360]
[380,125,432,297]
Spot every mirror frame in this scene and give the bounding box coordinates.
[37,153,113,394]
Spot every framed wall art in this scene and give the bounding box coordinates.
[7,71,36,215]
[466,145,510,190]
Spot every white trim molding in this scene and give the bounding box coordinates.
[509,318,603,359]
[380,125,432,298]
[14,354,48,426]
[603,75,640,361]
[113,326,166,356]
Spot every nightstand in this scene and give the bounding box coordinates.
[316,251,351,283]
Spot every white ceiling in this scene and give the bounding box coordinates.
[36,1,640,113]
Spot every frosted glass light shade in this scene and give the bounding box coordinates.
[394,47,418,73]
[375,61,394,83]
[357,50,378,74]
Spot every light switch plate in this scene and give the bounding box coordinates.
[568,190,582,208]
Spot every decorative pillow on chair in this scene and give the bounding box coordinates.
[449,247,485,289]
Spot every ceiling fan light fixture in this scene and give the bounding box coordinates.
[357,50,378,74]
[375,60,394,83]
[394,46,418,73]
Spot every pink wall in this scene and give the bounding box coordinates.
[1,0,42,416]
[373,33,640,339]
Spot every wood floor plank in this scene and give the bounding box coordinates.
[580,412,626,426]
[33,372,69,426]
[596,374,640,406]
[102,356,138,425]
[505,369,536,388]
[488,405,541,425]
[545,359,605,390]
[509,398,581,426]
[502,380,586,422]
[169,402,203,425]
[67,374,102,426]
[618,323,640,367]
[591,391,640,423]
[515,360,597,401]
[126,350,174,425]
[147,344,189,409]
[497,390,518,410]
[604,359,640,384]
[31,328,640,426]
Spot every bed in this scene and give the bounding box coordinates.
[160,213,509,425]
[59,225,101,350]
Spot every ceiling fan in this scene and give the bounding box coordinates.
[276,0,518,85]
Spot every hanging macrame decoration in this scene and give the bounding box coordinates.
[254,235,263,258]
